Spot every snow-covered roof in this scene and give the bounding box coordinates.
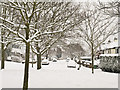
[100,54,119,57]
[101,41,118,50]
[80,56,91,59]
[101,33,119,50]
[85,60,99,65]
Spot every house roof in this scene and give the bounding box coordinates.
[100,33,119,50]
[101,41,119,50]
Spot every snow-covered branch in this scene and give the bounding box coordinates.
[0,24,27,43]
[0,17,14,25]
[31,45,40,55]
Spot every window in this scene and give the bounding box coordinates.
[102,43,105,45]
[108,49,111,54]
[102,50,104,54]
[115,48,119,54]
[100,50,104,54]
[107,49,109,54]
[111,48,116,54]
[114,38,117,42]
[108,40,111,43]
[119,47,120,54]
[104,49,109,54]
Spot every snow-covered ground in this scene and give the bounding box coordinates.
[0,60,118,88]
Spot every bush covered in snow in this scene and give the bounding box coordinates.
[99,55,120,73]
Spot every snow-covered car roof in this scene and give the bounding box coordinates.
[42,59,49,61]
[80,56,91,59]
[67,58,71,59]
[100,54,119,57]
[85,60,99,65]
[67,60,76,66]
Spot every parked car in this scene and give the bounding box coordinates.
[81,56,91,61]
[82,60,100,69]
[81,56,92,67]
[52,58,57,62]
[11,55,23,63]
[67,60,77,68]
[48,57,52,61]
[42,59,49,65]
[7,56,12,61]
[66,58,71,62]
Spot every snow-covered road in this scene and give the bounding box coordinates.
[0,60,118,88]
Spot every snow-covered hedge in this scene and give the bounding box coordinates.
[99,55,120,73]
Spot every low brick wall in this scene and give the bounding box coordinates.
[99,56,120,73]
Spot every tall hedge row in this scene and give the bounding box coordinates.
[99,56,120,73]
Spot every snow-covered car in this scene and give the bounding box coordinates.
[7,56,12,61]
[42,59,49,65]
[52,58,57,62]
[83,60,100,69]
[48,57,52,61]
[11,55,23,63]
[41,57,45,60]
[67,60,77,68]
[66,58,71,62]
[81,56,91,61]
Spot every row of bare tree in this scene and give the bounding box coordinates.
[0,1,119,90]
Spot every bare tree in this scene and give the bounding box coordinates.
[76,3,117,74]
[0,1,82,90]
[30,2,81,70]
[98,1,120,17]
[98,1,120,35]
[0,2,45,89]
[0,3,16,69]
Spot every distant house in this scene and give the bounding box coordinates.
[98,32,120,73]
[8,44,25,62]
[10,43,37,63]
[100,33,120,55]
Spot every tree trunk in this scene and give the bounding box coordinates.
[32,53,34,68]
[36,43,41,70]
[1,32,5,69]
[23,25,30,90]
[46,51,48,59]
[1,7,6,70]
[37,52,41,70]
[91,43,94,74]
[23,42,30,90]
